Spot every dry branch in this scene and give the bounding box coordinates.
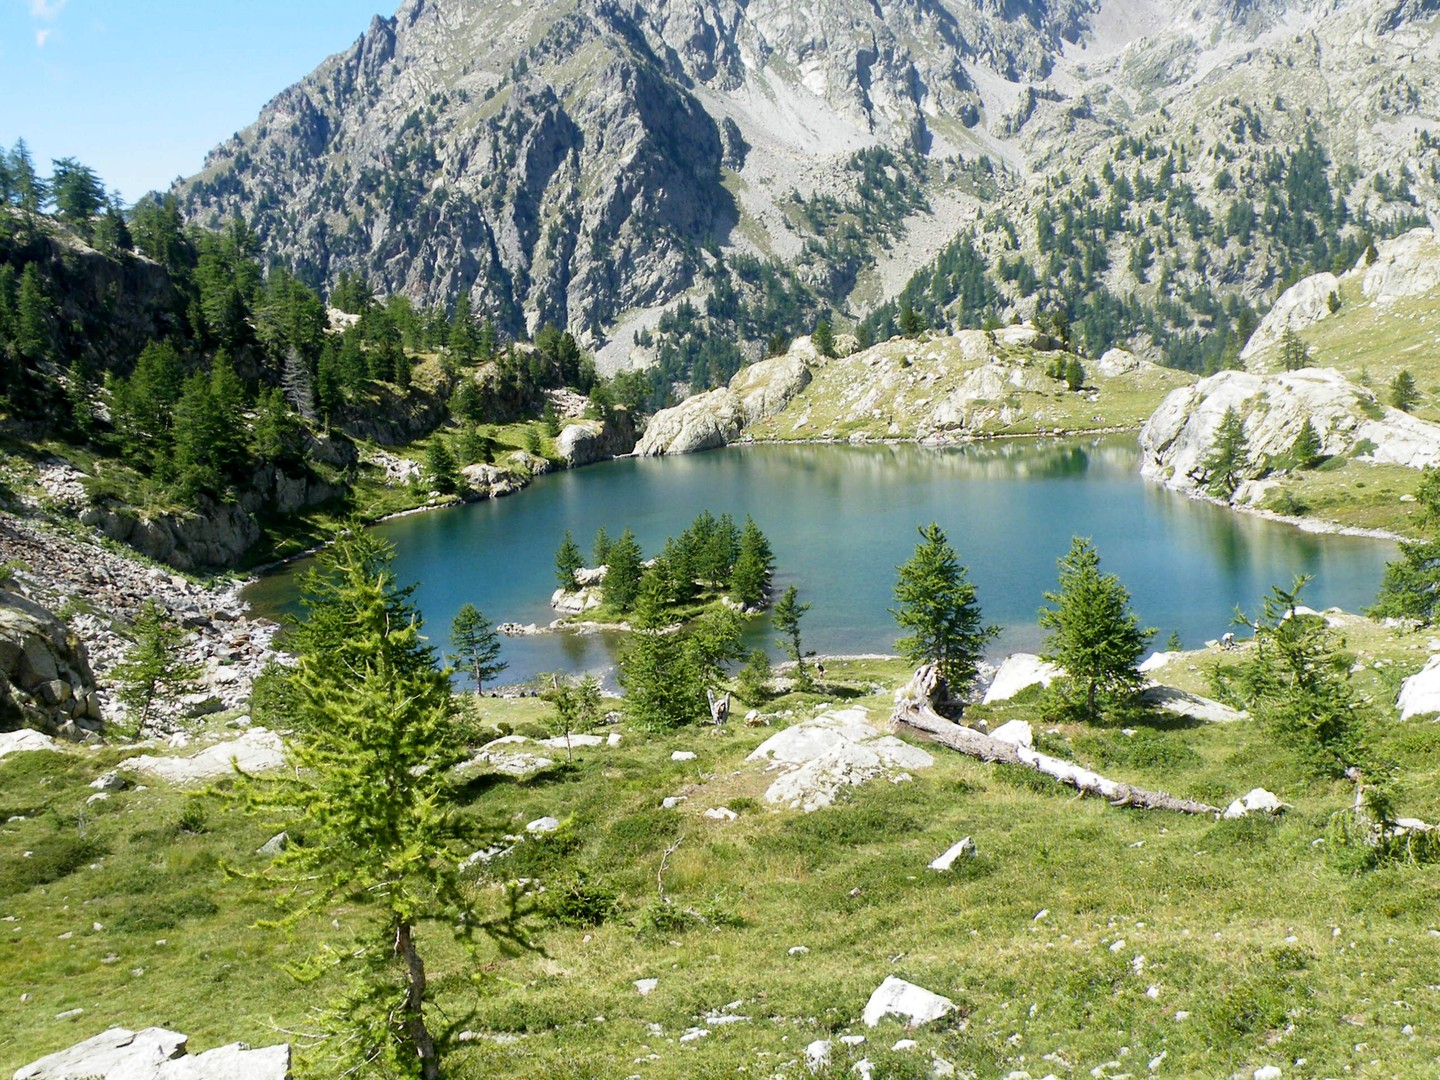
[891,666,1221,816]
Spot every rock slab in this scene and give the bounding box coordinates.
[120,728,286,784]
[748,707,933,812]
[13,1026,289,1080]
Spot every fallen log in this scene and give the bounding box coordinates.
[891,666,1221,816]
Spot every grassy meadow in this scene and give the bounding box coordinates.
[3,648,1440,1078]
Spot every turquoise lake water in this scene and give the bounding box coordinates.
[243,437,1397,687]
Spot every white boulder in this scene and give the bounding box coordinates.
[1223,788,1286,819]
[120,729,286,784]
[1360,228,1440,306]
[982,655,1059,704]
[525,817,560,834]
[456,736,554,778]
[989,720,1034,747]
[13,1027,290,1080]
[536,733,605,749]
[1140,367,1440,501]
[929,836,977,871]
[0,729,58,759]
[748,708,933,812]
[1397,655,1440,720]
[861,976,956,1028]
[1141,685,1246,723]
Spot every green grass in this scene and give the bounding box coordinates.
[4,656,1440,1077]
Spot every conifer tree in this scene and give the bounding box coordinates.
[554,530,583,590]
[50,157,105,231]
[1280,327,1310,371]
[449,603,506,693]
[591,526,612,567]
[112,599,200,734]
[1291,417,1322,468]
[1391,369,1419,412]
[1064,356,1085,391]
[448,294,478,363]
[772,585,812,691]
[1202,406,1249,497]
[239,529,477,1080]
[1236,577,1372,778]
[14,263,48,362]
[812,315,835,358]
[603,528,643,611]
[1038,536,1153,718]
[425,436,460,496]
[891,523,997,693]
[729,516,773,608]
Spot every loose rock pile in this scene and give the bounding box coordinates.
[0,512,280,734]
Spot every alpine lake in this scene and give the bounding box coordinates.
[242,436,1397,688]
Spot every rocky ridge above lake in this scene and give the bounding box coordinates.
[636,328,1193,454]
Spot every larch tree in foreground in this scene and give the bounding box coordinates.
[241,528,518,1079]
[891,523,997,695]
[1038,536,1153,719]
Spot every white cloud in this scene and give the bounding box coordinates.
[35,27,52,47]
[30,0,69,19]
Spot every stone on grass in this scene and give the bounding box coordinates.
[893,1039,918,1051]
[121,729,285,784]
[704,807,737,821]
[89,771,126,792]
[256,832,288,856]
[990,720,1033,747]
[1223,788,1285,819]
[634,978,658,996]
[525,817,560,834]
[805,1040,832,1070]
[1141,685,1246,723]
[679,1027,709,1042]
[457,736,555,778]
[536,733,605,750]
[12,1026,289,1080]
[789,945,810,956]
[1253,1067,1282,1080]
[748,708,932,812]
[0,730,58,759]
[929,836,977,871]
[671,751,697,762]
[1397,655,1440,720]
[861,976,955,1028]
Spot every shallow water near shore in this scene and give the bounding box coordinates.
[244,437,1397,687]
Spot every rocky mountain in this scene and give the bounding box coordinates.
[177,0,1440,376]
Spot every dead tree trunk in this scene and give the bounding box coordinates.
[891,666,1221,816]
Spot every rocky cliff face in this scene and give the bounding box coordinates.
[0,586,101,738]
[176,0,1440,371]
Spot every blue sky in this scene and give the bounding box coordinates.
[1,0,390,203]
